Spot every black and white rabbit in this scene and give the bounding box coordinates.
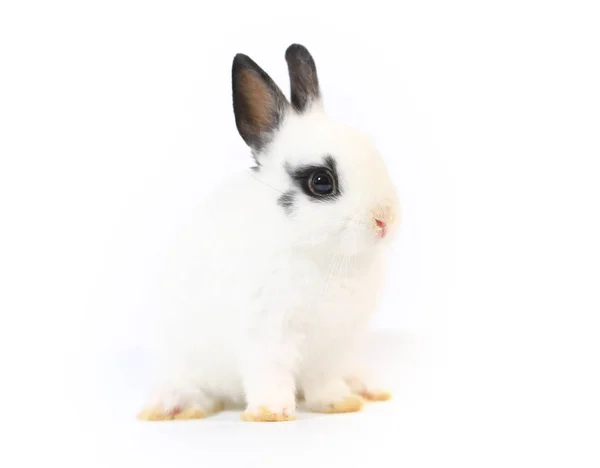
[138,44,400,422]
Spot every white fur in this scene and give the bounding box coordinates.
[143,96,400,418]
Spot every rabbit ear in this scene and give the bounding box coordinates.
[232,53,289,151]
[285,44,321,112]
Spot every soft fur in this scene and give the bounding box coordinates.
[138,44,400,422]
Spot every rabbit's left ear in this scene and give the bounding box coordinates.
[232,53,289,152]
[285,44,321,112]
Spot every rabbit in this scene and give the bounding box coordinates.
[137,43,400,422]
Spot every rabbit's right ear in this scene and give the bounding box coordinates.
[232,54,289,152]
[285,44,321,113]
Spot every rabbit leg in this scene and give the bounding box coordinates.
[240,364,297,422]
[239,340,298,422]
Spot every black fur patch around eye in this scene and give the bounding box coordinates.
[277,190,296,214]
[285,155,341,201]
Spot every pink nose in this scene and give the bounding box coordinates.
[375,218,387,237]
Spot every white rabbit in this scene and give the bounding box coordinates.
[137,44,400,422]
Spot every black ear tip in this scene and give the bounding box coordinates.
[285,43,312,62]
[233,53,252,70]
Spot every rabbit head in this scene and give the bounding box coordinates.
[232,44,400,256]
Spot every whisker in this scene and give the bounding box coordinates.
[246,171,285,195]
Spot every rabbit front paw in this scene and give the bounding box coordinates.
[240,364,297,422]
[241,405,296,422]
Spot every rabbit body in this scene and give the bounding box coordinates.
[138,45,399,422]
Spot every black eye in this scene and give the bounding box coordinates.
[308,170,335,196]
[285,156,341,203]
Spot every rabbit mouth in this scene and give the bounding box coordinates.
[376,224,388,238]
[343,216,392,241]
[330,220,388,253]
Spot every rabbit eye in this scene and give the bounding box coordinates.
[308,169,335,196]
[284,155,341,206]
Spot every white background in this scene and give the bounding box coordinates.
[1,0,599,466]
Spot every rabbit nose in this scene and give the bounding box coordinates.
[374,218,388,238]
[372,205,395,238]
